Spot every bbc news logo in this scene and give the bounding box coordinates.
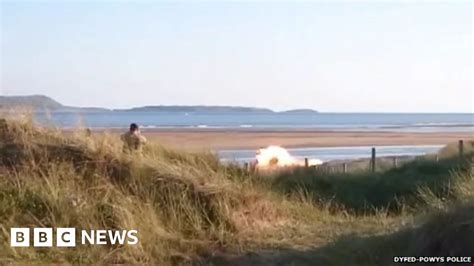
[10,228,138,247]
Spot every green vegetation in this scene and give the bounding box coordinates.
[0,117,472,265]
[269,150,473,213]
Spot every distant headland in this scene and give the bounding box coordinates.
[0,95,319,114]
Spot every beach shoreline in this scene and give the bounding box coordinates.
[90,128,473,151]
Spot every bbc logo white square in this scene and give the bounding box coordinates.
[10,228,30,247]
[57,228,76,247]
[34,228,53,247]
[11,227,77,247]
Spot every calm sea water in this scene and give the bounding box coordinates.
[35,112,474,132]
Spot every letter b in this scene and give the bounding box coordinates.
[34,228,53,247]
[10,228,30,247]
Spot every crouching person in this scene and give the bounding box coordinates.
[121,123,147,153]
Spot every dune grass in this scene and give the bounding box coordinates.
[260,141,473,214]
[0,117,473,265]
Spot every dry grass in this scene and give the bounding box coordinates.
[0,116,472,265]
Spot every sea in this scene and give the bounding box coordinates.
[34,112,473,162]
[35,112,474,132]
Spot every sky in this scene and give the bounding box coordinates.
[0,1,472,112]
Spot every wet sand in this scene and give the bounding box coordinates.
[111,129,473,151]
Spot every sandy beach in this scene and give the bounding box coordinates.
[112,129,473,151]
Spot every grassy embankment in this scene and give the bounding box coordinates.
[0,117,473,265]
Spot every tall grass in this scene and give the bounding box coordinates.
[263,143,473,214]
[0,117,472,265]
[0,118,376,264]
[0,118,266,264]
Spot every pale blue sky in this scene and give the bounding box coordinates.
[1,1,472,112]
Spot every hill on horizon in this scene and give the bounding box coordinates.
[0,95,108,112]
[0,95,318,114]
[0,95,63,110]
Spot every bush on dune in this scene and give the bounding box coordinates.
[268,144,473,213]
